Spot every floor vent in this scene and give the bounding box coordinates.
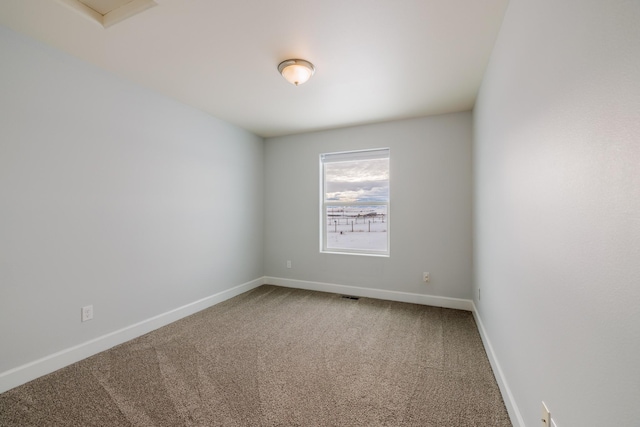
[341,295,360,300]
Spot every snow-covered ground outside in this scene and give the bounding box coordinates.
[326,220,387,251]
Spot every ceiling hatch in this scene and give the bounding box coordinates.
[58,0,157,28]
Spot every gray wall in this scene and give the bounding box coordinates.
[265,113,473,299]
[0,26,264,374]
[473,0,640,425]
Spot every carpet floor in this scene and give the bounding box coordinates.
[0,285,511,426]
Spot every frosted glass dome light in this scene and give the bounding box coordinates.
[278,59,315,86]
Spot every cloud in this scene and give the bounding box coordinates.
[325,159,388,182]
[324,158,389,202]
[325,180,388,202]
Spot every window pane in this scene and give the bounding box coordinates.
[325,205,388,252]
[324,158,389,203]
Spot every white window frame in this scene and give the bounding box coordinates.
[319,148,390,257]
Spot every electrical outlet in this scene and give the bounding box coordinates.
[286,260,292,269]
[541,402,551,427]
[423,272,430,282]
[81,305,93,322]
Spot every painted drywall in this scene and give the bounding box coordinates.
[265,113,473,300]
[0,25,264,382]
[473,0,640,425]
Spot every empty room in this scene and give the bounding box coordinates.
[0,0,638,426]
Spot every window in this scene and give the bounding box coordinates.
[320,148,390,256]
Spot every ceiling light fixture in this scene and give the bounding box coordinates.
[278,59,315,86]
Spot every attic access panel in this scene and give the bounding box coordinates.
[79,0,133,15]
[58,0,156,28]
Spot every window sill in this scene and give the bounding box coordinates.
[320,250,390,258]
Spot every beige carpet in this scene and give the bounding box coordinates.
[0,285,511,426]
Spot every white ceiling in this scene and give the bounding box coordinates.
[0,0,509,137]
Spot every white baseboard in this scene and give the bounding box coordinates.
[472,302,525,427]
[264,276,474,311]
[0,277,265,394]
